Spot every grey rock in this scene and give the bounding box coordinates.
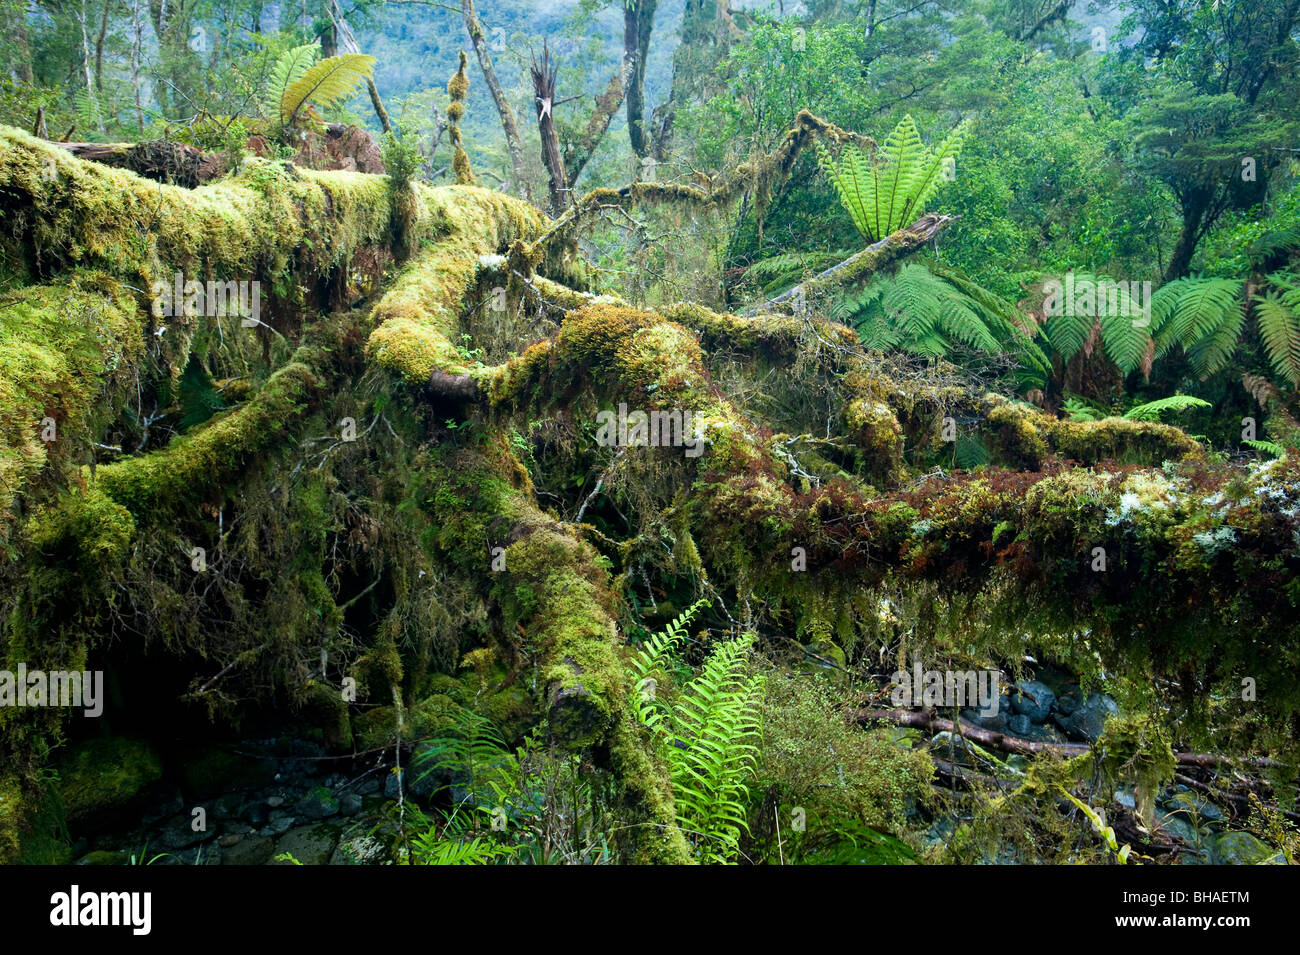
[223,834,275,866]
[1007,714,1032,736]
[339,793,363,817]
[1011,680,1056,723]
[1053,693,1118,742]
[271,824,339,865]
[241,801,269,826]
[295,785,340,820]
[1209,831,1276,865]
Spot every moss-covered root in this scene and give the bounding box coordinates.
[500,508,692,862]
[0,273,143,529]
[426,440,693,862]
[364,185,547,385]
[984,397,1205,468]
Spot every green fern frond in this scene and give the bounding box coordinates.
[818,115,967,243]
[664,633,764,864]
[1063,395,1104,421]
[1243,439,1286,458]
[1122,394,1212,421]
[264,42,320,117]
[412,833,514,865]
[1152,277,1245,370]
[281,53,376,125]
[1255,288,1300,388]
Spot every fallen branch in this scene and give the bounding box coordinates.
[744,213,957,315]
[856,708,1292,770]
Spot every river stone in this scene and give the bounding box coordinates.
[1053,693,1118,742]
[57,737,164,824]
[1210,831,1275,865]
[157,813,219,850]
[339,793,363,817]
[1007,713,1032,735]
[264,812,294,836]
[140,785,186,826]
[75,850,130,865]
[213,792,243,820]
[384,768,404,799]
[1162,789,1224,823]
[296,785,340,820]
[222,834,276,865]
[241,801,269,826]
[272,824,339,865]
[1010,680,1056,723]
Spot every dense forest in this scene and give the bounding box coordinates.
[0,0,1298,870]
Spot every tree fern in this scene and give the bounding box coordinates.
[1122,394,1211,421]
[1150,277,1245,375]
[1254,280,1300,388]
[281,53,376,126]
[263,42,320,118]
[817,115,970,243]
[1041,273,1156,376]
[843,262,1044,366]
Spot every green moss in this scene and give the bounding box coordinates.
[0,273,142,527]
[56,737,162,824]
[365,186,545,385]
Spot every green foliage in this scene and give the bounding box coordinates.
[381,131,423,189]
[748,676,933,865]
[629,597,709,730]
[281,54,377,127]
[837,262,1049,376]
[1243,439,1286,458]
[1254,277,1300,388]
[662,634,765,864]
[817,114,971,243]
[631,613,764,864]
[1151,276,1245,377]
[263,42,320,118]
[1122,394,1212,422]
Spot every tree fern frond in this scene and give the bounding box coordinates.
[264,42,320,117]
[281,53,376,124]
[1122,394,1212,421]
[1254,291,1300,388]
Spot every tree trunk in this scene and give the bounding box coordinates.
[531,45,568,214]
[624,0,658,158]
[461,0,532,202]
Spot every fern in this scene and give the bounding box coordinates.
[631,598,709,730]
[842,262,1045,367]
[263,42,319,118]
[1122,394,1212,421]
[817,115,970,243]
[1254,281,1300,388]
[281,53,376,125]
[742,251,848,296]
[411,832,515,865]
[1041,273,1156,376]
[663,634,765,864]
[1063,395,1104,421]
[1243,439,1286,458]
[410,704,516,809]
[1151,277,1245,377]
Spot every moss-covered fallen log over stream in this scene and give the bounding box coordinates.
[1,126,1296,863]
